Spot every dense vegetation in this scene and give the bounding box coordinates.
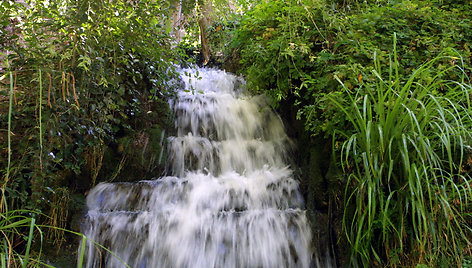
[229,0,472,266]
[1,0,471,267]
[1,0,184,265]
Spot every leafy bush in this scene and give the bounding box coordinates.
[233,0,472,134]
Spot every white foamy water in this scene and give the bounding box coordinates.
[81,68,313,267]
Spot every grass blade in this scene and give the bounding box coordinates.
[22,217,35,268]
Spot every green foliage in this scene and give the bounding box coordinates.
[0,207,127,268]
[175,0,256,65]
[232,0,326,103]
[232,0,472,266]
[233,0,472,134]
[1,0,179,198]
[0,0,185,262]
[0,209,49,268]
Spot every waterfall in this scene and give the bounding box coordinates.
[81,68,313,268]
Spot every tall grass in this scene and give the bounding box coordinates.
[329,34,472,266]
[0,210,48,268]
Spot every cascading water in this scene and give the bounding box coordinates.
[81,68,314,267]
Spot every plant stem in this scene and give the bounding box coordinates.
[77,235,87,268]
[39,69,43,170]
[6,66,13,184]
[22,218,35,268]
[2,62,14,214]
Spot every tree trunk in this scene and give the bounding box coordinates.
[198,1,213,65]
